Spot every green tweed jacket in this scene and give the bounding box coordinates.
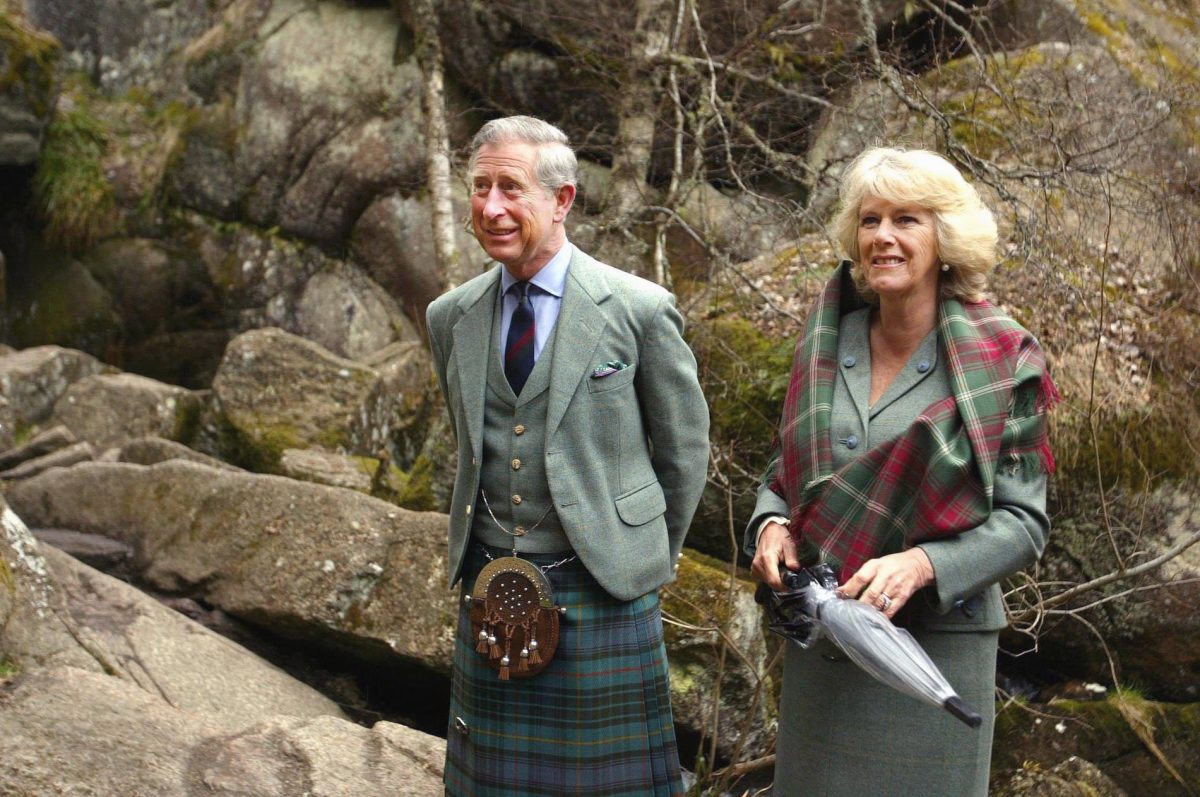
[426,248,710,602]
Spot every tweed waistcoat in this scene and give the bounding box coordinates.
[470,299,569,553]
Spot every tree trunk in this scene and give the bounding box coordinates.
[410,0,464,289]
[607,0,675,267]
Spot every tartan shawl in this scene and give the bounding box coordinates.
[770,261,1059,582]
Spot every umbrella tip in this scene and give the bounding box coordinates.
[944,696,983,729]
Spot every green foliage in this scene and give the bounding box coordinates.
[0,656,18,682]
[32,82,119,253]
[686,316,795,558]
[0,12,60,112]
[691,316,794,464]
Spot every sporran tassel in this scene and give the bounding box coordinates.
[499,641,511,681]
[528,630,542,665]
[476,625,490,654]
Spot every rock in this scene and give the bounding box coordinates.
[991,692,1200,795]
[0,424,75,469]
[349,191,477,321]
[0,345,106,428]
[182,212,327,310]
[5,460,460,672]
[212,328,425,471]
[79,237,220,341]
[166,98,242,217]
[0,396,15,451]
[0,667,445,796]
[1031,486,1200,702]
[280,447,375,493]
[26,0,220,96]
[6,254,125,355]
[662,550,773,760]
[233,0,425,247]
[994,757,1128,797]
[5,486,346,729]
[0,440,94,481]
[293,263,413,361]
[181,213,411,351]
[32,528,133,574]
[50,372,202,449]
[1,500,108,675]
[363,340,439,469]
[0,11,60,167]
[117,435,240,471]
[44,543,345,725]
[181,0,273,102]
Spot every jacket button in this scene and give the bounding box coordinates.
[842,356,856,368]
[917,360,931,373]
[843,435,858,449]
[511,458,521,470]
[957,594,982,617]
[514,424,526,435]
[512,495,522,505]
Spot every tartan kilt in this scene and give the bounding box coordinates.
[444,543,683,797]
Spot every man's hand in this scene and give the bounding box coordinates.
[838,547,935,619]
[750,521,800,592]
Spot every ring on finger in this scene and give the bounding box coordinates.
[878,592,893,611]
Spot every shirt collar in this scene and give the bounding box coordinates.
[500,241,573,298]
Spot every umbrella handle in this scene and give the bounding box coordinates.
[943,696,983,728]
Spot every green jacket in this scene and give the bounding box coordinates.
[426,248,710,601]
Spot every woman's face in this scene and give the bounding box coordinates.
[856,195,940,303]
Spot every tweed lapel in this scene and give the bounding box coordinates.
[452,266,503,457]
[545,249,610,440]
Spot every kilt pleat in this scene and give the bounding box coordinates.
[444,544,684,797]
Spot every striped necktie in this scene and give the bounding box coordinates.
[505,281,536,395]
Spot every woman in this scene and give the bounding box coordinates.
[748,147,1057,796]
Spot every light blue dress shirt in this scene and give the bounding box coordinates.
[497,241,572,363]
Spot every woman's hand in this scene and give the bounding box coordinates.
[751,521,800,592]
[838,548,935,619]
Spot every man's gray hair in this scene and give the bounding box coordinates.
[468,115,578,193]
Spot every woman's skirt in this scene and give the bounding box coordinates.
[773,628,999,797]
[444,543,683,797]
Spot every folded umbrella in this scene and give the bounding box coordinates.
[756,565,982,728]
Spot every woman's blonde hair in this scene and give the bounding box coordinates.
[830,147,998,303]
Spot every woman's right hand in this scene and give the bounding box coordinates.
[751,521,801,592]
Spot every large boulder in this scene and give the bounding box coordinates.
[5,460,460,671]
[79,237,222,342]
[211,328,428,470]
[4,491,345,726]
[662,550,774,760]
[231,0,425,248]
[349,191,478,321]
[25,0,219,95]
[1026,486,1200,702]
[0,10,60,167]
[991,692,1200,795]
[50,372,202,450]
[292,262,414,361]
[117,435,240,471]
[0,667,445,796]
[0,345,106,431]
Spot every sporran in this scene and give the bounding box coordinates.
[468,555,562,680]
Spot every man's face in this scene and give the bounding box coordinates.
[470,141,575,280]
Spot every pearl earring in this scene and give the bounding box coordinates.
[940,263,950,272]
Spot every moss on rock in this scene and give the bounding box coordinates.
[0,12,60,114]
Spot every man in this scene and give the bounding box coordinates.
[426,115,709,796]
